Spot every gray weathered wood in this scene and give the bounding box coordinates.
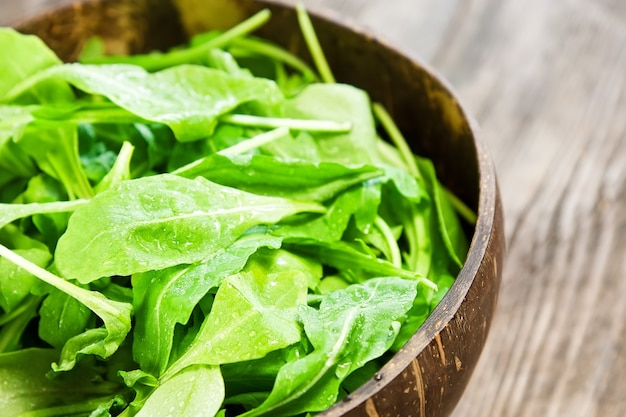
[2,0,625,416]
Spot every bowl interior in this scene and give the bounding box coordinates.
[13,1,504,416]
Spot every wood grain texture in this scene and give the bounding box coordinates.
[3,0,625,416]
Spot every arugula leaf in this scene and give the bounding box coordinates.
[0,199,87,229]
[132,235,282,377]
[5,64,284,142]
[0,348,121,417]
[0,225,51,313]
[0,245,132,370]
[16,124,94,199]
[54,174,324,283]
[280,83,380,165]
[0,28,72,104]
[163,255,308,377]
[242,278,418,416]
[174,152,383,202]
[38,287,94,350]
[135,365,224,417]
[274,186,373,242]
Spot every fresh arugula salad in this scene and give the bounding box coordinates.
[0,5,472,417]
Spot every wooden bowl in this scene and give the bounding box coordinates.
[14,1,505,416]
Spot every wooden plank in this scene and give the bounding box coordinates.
[2,1,625,416]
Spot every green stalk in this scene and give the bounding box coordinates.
[18,396,119,417]
[0,243,131,331]
[61,108,144,125]
[445,187,478,224]
[374,216,403,268]
[403,205,432,277]
[0,199,88,229]
[296,3,335,83]
[0,297,39,353]
[172,127,290,176]
[95,141,135,193]
[0,295,42,327]
[372,103,420,178]
[372,103,432,274]
[217,126,290,156]
[221,114,352,132]
[81,9,273,71]
[229,37,318,81]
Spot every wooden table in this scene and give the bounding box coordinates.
[2,1,625,416]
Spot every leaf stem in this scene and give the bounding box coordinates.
[172,127,290,175]
[0,199,89,229]
[444,187,477,224]
[228,37,318,81]
[296,3,335,83]
[373,216,403,268]
[81,9,273,71]
[0,296,39,353]
[18,395,119,417]
[217,127,290,157]
[221,114,352,133]
[0,295,42,327]
[372,103,420,178]
[0,243,128,323]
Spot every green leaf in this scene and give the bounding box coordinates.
[55,174,323,283]
[0,199,88,229]
[16,124,94,199]
[135,365,224,417]
[80,9,272,71]
[0,245,132,371]
[7,63,284,142]
[175,152,383,202]
[132,234,282,377]
[164,254,308,377]
[0,28,72,104]
[0,348,120,417]
[0,247,50,313]
[273,186,371,242]
[280,83,379,165]
[242,278,417,416]
[283,238,436,288]
[416,157,469,268]
[38,287,94,349]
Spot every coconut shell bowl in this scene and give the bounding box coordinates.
[13,1,505,416]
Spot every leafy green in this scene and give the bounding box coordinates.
[164,253,308,377]
[0,28,72,103]
[241,278,417,416]
[38,287,94,350]
[5,64,284,142]
[0,6,471,417]
[17,124,95,199]
[54,174,323,283]
[0,245,132,371]
[132,235,282,377]
[0,348,121,417]
[135,365,224,417]
[0,199,87,228]
[175,152,383,201]
[281,83,380,165]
